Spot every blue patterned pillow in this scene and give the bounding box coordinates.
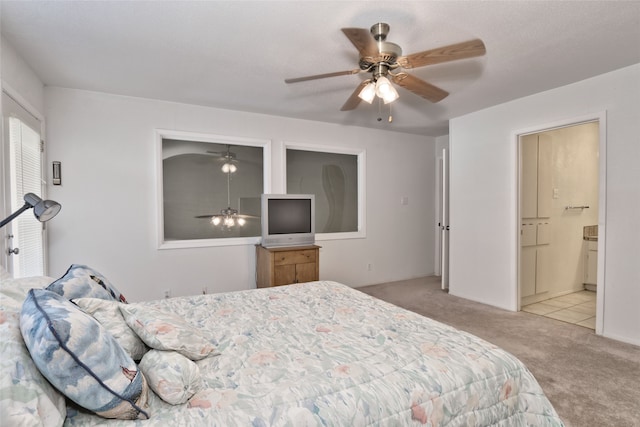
[20,289,149,420]
[47,264,128,302]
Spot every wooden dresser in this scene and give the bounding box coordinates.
[255,245,320,288]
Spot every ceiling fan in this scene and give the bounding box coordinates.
[206,145,238,173]
[195,145,257,227]
[285,23,486,111]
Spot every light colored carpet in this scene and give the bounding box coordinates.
[357,276,640,427]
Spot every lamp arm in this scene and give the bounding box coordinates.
[0,203,31,229]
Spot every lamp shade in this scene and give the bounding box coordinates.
[0,193,62,229]
[221,163,237,173]
[375,76,399,104]
[358,81,376,104]
[23,193,61,222]
[34,199,62,222]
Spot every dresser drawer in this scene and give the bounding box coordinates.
[256,245,320,288]
[274,249,317,266]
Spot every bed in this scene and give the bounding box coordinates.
[1,266,564,426]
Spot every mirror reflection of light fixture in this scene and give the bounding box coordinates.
[0,193,62,228]
[221,162,237,173]
[208,173,245,229]
[220,144,237,174]
[209,145,245,229]
[195,144,256,228]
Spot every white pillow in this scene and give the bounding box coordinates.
[73,297,149,360]
[139,350,202,405]
[119,303,218,361]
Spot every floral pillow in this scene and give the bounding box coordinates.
[73,297,149,361]
[120,304,218,361]
[0,279,66,427]
[20,289,149,420]
[139,350,202,405]
[47,264,128,302]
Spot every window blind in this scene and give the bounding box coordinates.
[4,92,45,278]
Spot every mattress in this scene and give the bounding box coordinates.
[62,280,563,426]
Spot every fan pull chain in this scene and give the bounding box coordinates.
[388,103,393,123]
[377,97,383,122]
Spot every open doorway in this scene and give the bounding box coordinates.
[518,119,604,332]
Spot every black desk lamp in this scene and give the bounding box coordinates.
[0,193,61,228]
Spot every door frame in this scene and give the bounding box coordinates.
[1,82,48,274]
[435,147,450,289]
[514,111,607,335]
[434,154,443,276]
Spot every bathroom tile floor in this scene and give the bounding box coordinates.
[522,290,596,329]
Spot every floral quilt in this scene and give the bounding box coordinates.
[61,280,563,426]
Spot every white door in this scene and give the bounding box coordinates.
[2,92,46,278]
[441,148,450,290]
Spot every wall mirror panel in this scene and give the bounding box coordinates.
[158,131,268,248]
[286,147,363,237]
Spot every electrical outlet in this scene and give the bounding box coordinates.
[163,289,171,299]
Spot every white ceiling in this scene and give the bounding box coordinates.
[2,1,639,137]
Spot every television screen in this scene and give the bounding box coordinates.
[268,198,312,234]
[261,194,315,247]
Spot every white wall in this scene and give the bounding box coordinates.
[449,64,640,346]
[1,37,44,114]
[44,87,436,302]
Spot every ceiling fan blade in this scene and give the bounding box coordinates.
[195,214,259,219]
[397,39,486,69]
[341,28,378,57]
[340,80,370,111]
[392,73,449,103]
[285,69,360,84]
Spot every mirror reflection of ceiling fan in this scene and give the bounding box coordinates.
[285,23,486,111]
[195,144,257,227]
[206,145,238,173]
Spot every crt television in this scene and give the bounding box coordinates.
[260,194,315,248]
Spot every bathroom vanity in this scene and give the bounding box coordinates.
[583,225,598,291]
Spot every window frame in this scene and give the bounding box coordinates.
[155,129,271,249]
[283,142,366,241]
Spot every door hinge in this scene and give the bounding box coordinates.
[40,140,45,152]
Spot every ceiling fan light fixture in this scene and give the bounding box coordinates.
[358,81,376,104]
[382,86,399,104]
[375,76,399,104]
[221,162,237,173]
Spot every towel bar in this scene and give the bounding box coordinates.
[565,205,589,210]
